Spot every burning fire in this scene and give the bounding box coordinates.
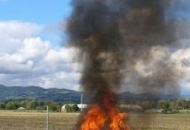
[80,91,130,130]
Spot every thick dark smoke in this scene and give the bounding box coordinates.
[67,0,180,129]
[67,0,179,95]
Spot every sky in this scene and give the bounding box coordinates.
[0,0,190,95]
[0,0,81,91]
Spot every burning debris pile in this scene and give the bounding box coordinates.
[80,89,130,130]
[66,0,179,129]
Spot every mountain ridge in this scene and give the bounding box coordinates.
[0,84,81,103]
[0,84,189,103]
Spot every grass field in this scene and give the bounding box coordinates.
[0,110,190,130]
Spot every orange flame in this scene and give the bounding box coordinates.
[80,91,130,130]
[80,105,107,130]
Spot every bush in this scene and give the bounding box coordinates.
[65,104,80,113]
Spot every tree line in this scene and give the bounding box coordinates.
[0,98,190,113]
[0,99,61,112]
[126,98,190,113]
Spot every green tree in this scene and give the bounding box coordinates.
[65,104,80,113]
[26,100,37,110]
[72,104,80,112]
[6,101,19,110]
[156,100,164,109]
[169,100,179,111]
[0,102,6,109]
[49,102,60,112]
[162,101,172,114]
[65,104,72,112]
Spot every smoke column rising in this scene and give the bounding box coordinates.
[66,0,180,129]
[67,0,179,95]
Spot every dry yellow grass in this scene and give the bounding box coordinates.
[128,113,190,130]
[0,110,79,130]
[0,110,190,130]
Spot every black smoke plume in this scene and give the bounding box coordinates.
[67,0,179,95]
[66,0,180,129]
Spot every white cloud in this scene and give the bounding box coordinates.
[0,21,42,38]
[38,72,81,90]
[45,48,74,64]
[0,20,190,94]
[0,37,51,74]
[0,21,43,53]
[0,20,80,90]
[18,37,51,60]
[170,46,190,93]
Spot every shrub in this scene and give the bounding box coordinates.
[65,104,80,113]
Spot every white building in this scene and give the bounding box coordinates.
[17,107,26,111]
[77,104,88,111]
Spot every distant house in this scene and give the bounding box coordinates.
[17,107,26,111]
[61,104,76,113]
[61,104,69,113]
[77,104,88,111]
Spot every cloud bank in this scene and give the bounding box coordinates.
[0,20,190,94]
[0,20,80,90]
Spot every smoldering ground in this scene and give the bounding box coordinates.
[66,0,187,129]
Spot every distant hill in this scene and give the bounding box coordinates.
[0,84,189,103]
[118,91,190,102]
[0,84,81,103]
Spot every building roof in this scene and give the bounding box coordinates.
[18,107,25,110]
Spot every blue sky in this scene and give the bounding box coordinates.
[0,0,72,47]
[0,0,81,90]
[0,0,190,95]
[166,1,190,21]
[0,0,72,25]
